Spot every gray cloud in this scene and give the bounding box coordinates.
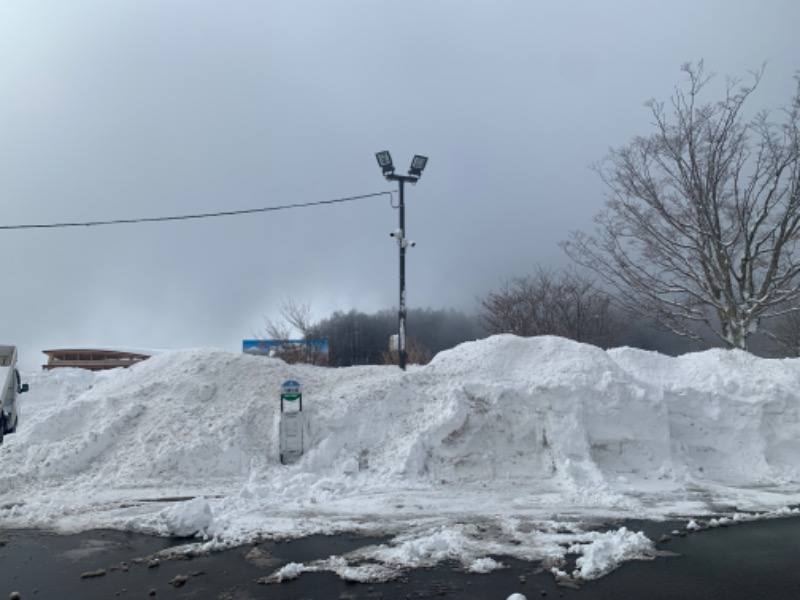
[1,0,798,369]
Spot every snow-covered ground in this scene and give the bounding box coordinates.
[2,335,799,587]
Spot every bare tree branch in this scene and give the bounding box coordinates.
[563,63,800,349]
[476,267,621,347]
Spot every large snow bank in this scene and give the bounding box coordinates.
[2,335,799,584]
[610,347,800,485]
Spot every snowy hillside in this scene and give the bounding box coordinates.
[2,335,799,584]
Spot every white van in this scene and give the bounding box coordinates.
[1,345,29,443]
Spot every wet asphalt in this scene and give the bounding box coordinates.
[1,515,799,599]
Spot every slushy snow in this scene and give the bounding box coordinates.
[2,335,799,585]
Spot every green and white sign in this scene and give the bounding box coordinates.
[281,380,301,402]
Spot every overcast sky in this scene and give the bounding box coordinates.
[2,1,798,370]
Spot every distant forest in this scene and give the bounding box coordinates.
[261,296,784,367]
[264,305,485,367]
[261,271,798,367]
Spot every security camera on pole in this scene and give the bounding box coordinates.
[375,151,428,371]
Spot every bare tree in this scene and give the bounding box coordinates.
[476,266,620,346]
[563,62,800,350]
[262,318,292,341]
[263,298,316,340]
[763,306,800,357]
[259,299,328,365]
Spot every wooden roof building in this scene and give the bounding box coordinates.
[42,348,153,371]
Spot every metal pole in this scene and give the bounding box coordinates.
[398,178,407,371]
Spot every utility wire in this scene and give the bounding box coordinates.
[0,191,393,230]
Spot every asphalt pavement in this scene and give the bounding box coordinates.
[1,515,799,599]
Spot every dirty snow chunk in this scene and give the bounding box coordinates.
[570,527,655,580]
[468,557,504,573]
[276,562,305,582]
[506,594,527,600]
[709,517,731,527]
[162,497,213,537]
[686,519,701,531]
[373,527,471,567]
[336,563,398,583]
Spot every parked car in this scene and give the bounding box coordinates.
[1,345,29,443]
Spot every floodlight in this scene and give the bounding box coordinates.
[375,151,394,175]
[372,150,430,371]
[408,155,428,177]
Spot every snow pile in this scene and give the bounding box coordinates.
[567,527,656,579]
[610,347,800,485]
[2,335,800,584]
[161,496,213,538]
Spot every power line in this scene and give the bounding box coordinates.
[0,191,393,230]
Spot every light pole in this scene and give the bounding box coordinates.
[375,151,428,371]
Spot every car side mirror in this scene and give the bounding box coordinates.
[19,383,29,393]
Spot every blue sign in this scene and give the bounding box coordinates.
[243,339,329,357]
